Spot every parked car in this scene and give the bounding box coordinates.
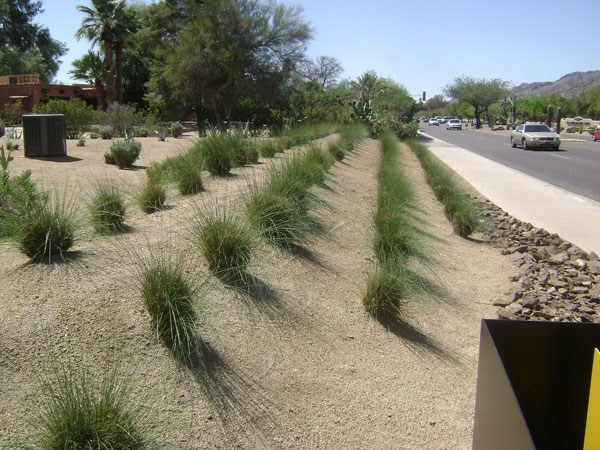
[446,119,462,130]
[510,124,560,150]
[593,127,600,142]
[439,116,450,124]
[428,118,439,126]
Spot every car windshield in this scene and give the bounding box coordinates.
[449,120,459,123]
[524,125,551,133]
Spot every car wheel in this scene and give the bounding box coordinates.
[522,139,529,150]
[511,137,516,148]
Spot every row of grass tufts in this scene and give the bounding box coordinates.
[245,143,334,249]
[363,132,421,321]
[327,123,368,161]
[406,139,480,238]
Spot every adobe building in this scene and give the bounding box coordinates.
[0,74,97,118]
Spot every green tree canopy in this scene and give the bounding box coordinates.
[444,76,510,128]
[153,0,312,127]
[0,0,66,82]
[575,86,600,119]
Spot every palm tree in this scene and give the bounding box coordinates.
[351,71,386,104]
[76,0,136,105]
[112,6,138,103]
[69,50,106,110]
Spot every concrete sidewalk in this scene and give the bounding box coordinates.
[421,133,600,255]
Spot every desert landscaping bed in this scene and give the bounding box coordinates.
[0,131,579,448]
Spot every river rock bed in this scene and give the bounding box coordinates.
[477,198,600,322]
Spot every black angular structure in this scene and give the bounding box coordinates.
[472,319,600,449]
[23,113,67,157]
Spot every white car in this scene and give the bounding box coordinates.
[446,119,462,130]
[428,118,439,126]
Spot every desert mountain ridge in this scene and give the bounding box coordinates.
[512,70,600,98]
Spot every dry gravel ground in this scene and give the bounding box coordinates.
[0,133,515,449]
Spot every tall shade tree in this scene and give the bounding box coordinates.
[0,0,66,82]
[298,55,343,90]
[158,0,312,127]
[76,0,137,105]
[69,50,106,109]
[444,76,510,128]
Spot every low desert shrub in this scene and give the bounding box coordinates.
[170,121,184,138]
[193,206,254,278]
[76,138,85,147]
[0,119,5,137]
[34,98,96,139]
[89,132,99,139]
[109,139,142,169]
[100,102,137,138]
[99,125,113,139]
[88,181,126,233]
[104,152,115,165]
[139,182,166,213]
[178,167,203,195]
[139,255,201,365]
[32,366,153,449]
[134,126,149,137]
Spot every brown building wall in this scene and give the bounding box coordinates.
[0,83,97,120]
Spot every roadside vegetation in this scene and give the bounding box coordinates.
[363,132,421,321]
[407,139,480,237]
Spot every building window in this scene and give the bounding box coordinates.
[9,77,17,85]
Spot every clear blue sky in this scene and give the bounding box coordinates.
[39,0,598,99]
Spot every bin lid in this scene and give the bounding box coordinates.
[22,114,65,117]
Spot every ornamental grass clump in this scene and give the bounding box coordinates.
[137,253,203,366]
[177,167,203,195]
[193,204,254,280]
[363,262,409,321]
[201,134,247,176]
[245,188,306,248]
[258,139,281,158]
[32,366,153,450]
[88,180,126,234]
[146,144,203,186]
[15,193,77,262]
[138,182,167,214]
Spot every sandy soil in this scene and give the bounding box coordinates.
[0,133,515,449]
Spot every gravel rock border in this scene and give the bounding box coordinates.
[477,197,600,322]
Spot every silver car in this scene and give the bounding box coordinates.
[510,124,561,150]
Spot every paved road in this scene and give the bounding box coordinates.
[420,125,600,202]
[421,134,600,255]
